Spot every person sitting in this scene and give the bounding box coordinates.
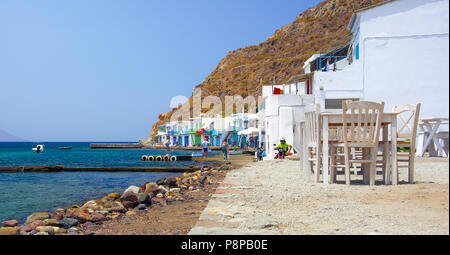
[274,138,293,157]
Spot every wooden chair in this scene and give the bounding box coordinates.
[304,104,343,183]
[304,104,322,182]
[330,101,385,185]
[379,103,421,183]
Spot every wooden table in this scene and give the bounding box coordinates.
[416,118,449,157]
[320,112,399,185]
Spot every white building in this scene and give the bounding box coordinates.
[307,0,449,118]
[261,83,314,159]
[260,0,449,160]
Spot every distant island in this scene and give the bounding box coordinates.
[0,128,27,142]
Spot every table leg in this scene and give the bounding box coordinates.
[300,122,309,179]
[422,121,441,157]
[382,124,390,184]
[391,117,398,185]
[322,116,329,184]
[416,128,425,157]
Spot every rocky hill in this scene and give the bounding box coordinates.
[149,0,384,138]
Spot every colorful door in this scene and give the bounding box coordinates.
[195,135,201,146]
[215,136,220,146]
[184,136,189,147]
[178,136,182,146]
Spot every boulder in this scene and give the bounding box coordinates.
[49,210,64,221]
[137,193,151,204]
[109,206,126,214]
[123,185,140,194]
[120,191,138,203]
[151,197,167,206]
[43,218,59,226]
[136,204,147,210]
[34,231,49,235]
[103,200,117,208]
[144,182,159,194]
[122,200,138,209]
[169,188,181,193]
[59,218,79,229]
[90,213,105,222]
[0,227,20,235]
[81,200,105,211]
[72,210,92,223]
[139,182,148,193]
[156,178,166,185]
[21,220,45,232]
[37,226,55,235]
[25,212,50,225]
[164,176,178,188]
[158,186,168,194]
[27,230,38,235]
[102,192,121,201]
[1,220,18,227]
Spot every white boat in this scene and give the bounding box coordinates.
[32,144,44,153]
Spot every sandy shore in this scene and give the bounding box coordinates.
[189,157,449,235]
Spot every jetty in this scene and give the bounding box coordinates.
[0,165,202,173]
[90,143,144,149]
[143,145,222,151]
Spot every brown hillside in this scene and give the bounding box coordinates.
[149,0,384,138]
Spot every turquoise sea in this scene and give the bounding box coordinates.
[0,142,219,224]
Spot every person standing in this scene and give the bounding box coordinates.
[202,137,210,157]
[221,140,229,161]
[165,138,171,155]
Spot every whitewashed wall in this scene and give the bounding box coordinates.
[360,0,449,118]
[313,0,449,118]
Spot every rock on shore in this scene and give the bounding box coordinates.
[0,164,224,235]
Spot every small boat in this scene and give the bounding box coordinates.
[32,145,44,153]
[58,147,72,150]
[191,152,203,157]
[229,150,242,155]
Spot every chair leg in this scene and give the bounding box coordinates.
[408,149,414,183]
[361,148,368,184]
[370,148,377,186]
[330,146,336,184]
[308,148,314,177]
[315,148,321,183]
[344,147,351,185]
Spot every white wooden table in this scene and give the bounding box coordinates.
[320,112,399,185]
[416,118,449,157]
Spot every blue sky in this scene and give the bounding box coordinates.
[0,0,320,142]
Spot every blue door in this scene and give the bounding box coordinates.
[184,136,189,147]
[215,136,220,146]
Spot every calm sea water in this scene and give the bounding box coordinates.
[0,142,219,224]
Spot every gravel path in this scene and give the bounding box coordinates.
[189,157,449,235]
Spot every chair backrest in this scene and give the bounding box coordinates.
[304,104,321,146]
[393,103,421,140]
[342,101,385,146]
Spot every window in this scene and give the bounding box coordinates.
[325,98,360,109]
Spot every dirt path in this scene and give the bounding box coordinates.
[189,157,449,235]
